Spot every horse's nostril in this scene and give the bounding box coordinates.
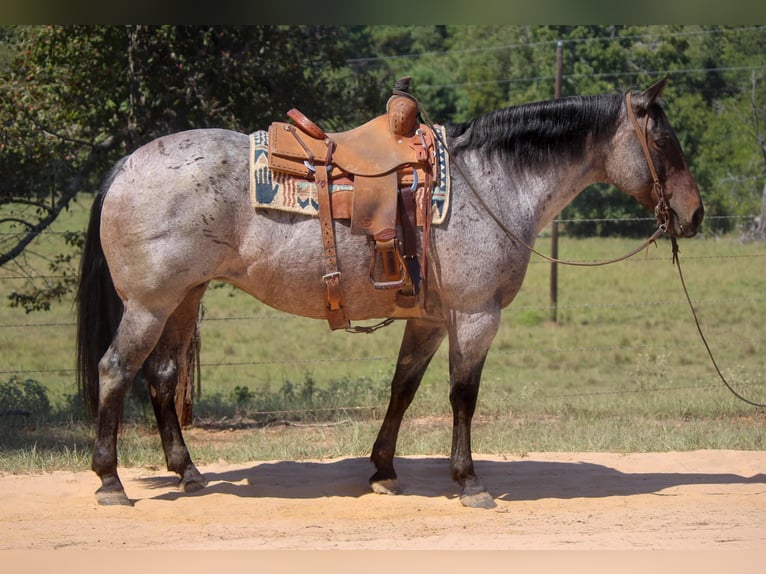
[692,205,704,229]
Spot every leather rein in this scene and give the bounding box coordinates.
[417,90,672,268]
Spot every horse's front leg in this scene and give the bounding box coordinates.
[370,319,447,495]
[448,309,500,509]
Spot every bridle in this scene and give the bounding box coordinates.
[624,91,672,234]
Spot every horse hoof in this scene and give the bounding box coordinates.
[179,477,207,493]
[95,489,134,507]
[370,478,400,496]
[179,467,207,493]
[460,490,497,509]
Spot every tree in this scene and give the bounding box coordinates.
[681,26,766,235]
[743,71,766,239]
[0,25,382,311]
[395,25,766,237]
[347,26,457,121]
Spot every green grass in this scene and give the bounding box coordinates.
[1,196,765,473]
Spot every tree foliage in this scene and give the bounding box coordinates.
[2,25,765,311]
[350,25,762,237]
[0,25,383,311]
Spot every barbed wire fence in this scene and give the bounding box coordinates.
[1,214,763,421]
[2,30,765,424]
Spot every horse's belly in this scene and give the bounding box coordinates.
[229,268,423,322]
[226,218,426,322]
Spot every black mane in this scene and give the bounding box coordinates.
[445,93,623,170]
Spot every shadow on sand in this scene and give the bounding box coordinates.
[140,456,766,503]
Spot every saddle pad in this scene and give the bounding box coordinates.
[248,126,450,225]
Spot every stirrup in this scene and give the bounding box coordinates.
[368,238,407,290]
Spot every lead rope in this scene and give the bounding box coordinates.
[671,238,766,408]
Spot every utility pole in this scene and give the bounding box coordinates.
[550,40,563,323]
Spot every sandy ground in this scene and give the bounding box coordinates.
[1,449,765,554]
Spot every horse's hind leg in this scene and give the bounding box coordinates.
[92,305,168,506]
[370,319,446,495]
[143,284,208,493]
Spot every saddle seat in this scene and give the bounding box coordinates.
[266,79,438,330]
[267,105,434,180]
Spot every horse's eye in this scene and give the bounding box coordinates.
[653,137,668,149]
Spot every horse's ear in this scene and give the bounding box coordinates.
[630,76,669,116]
[640,75,669,105]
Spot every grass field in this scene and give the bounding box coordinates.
[0,195,764,473]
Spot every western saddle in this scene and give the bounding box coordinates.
[267,78,438,330]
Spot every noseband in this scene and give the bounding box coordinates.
[625,91,671,233]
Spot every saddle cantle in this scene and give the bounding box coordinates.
[266,77,439,330]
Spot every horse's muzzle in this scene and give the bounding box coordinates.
[672,204,704,238]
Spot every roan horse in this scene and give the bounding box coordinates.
[76,77,703,508]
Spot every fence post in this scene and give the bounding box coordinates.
[550,40,563,323]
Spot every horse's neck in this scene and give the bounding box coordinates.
[449,97,617,235]
[530,156,606,233]
[463,149,606,236]
[449,146,606,239]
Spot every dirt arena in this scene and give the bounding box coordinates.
[1,449,764,554]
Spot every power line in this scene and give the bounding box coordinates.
[419,65,766,91]
[346,25,766,66]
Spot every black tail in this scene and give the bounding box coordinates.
[75,158,127,417]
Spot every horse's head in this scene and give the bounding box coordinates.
[606,77,704,238]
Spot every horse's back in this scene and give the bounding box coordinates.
[124,128,249,178]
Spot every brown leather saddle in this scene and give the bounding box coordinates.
[266,78,438,330]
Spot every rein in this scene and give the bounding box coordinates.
[412,90,671,268]
[671,237,766,408]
